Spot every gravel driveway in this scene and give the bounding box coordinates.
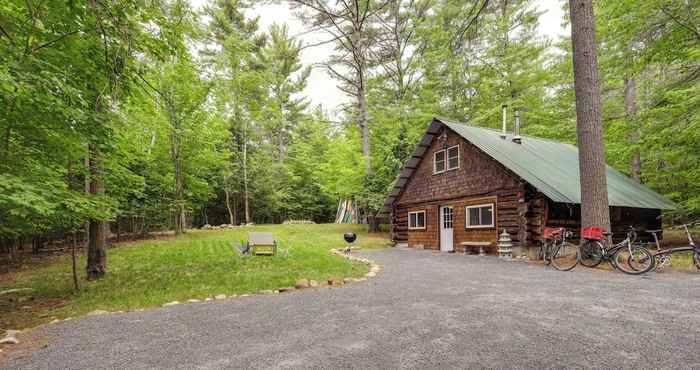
[5,248,700,369]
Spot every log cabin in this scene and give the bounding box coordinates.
[382,117,675,257]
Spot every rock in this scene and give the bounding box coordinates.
[162,301,180,307]
[49,319,60,324]
[204,298,212,301]
[278,287,294,293]
[0,288,33,296]
[17,296,33,303]
[0,336,18,345]
[87,310,109,316]
[214,294,227,300]
[327,278,344,286]
[260,290,274,294]
[240,294,250,297]
[366,271,376,278]
[186,299,201,303]
[309,280,319,288]
[354,277,368,282]
[294,279,310,289]
[5,330,20,337]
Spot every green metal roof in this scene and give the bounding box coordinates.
[438,118,675,210]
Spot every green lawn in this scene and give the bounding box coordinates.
[0,224,391,330]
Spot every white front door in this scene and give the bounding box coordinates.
[440,205,454,252]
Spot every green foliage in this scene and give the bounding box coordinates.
[1,0,698,243]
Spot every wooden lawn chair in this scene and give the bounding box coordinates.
[248,232,277,256]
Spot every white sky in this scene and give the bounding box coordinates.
[191,0,568,118]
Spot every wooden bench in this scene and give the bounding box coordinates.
[459,241,493,256]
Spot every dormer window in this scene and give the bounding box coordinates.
[434,145,459,174]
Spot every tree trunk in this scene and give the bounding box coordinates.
[168,103,185,236]
[277,128,286,164]
[243,121,251,225]
[368,215,380,233]
[224,188,235,225]
[624,76,642,183]
[357,81,371,174]
[202,204,209,226]
[86,144,107,280]
[569,0,611,231]
[72,232,80,291]
[233,194,239,226]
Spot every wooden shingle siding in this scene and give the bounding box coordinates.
[393,126,538,251]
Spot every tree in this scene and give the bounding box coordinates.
[291,0,390,174]
[261,23,311,165]
[569,0,610,230]
[206,0,268,225]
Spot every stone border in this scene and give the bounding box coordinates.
[330,248,381,279]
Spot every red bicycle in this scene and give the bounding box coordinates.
[579,226,655,275]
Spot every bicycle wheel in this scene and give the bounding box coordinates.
[550,242,579,271]
[579,240,604,268]
[694,251,700,271]
[613,245,654,275]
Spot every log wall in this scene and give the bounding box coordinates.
[546,202,662,242]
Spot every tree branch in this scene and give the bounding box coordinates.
[31,30,80,53]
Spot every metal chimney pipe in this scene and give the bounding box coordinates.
[500,104,507,139]
[512,108,522,144]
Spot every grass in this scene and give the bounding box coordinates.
[0,224,391,330]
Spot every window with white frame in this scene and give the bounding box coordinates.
[465,204,494,228]
[447,145,459,170]
[408,210,426,230]
[434,145,459,174]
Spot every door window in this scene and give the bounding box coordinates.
[442,207,453,229]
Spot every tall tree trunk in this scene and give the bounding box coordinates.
[569,0,611,231]
[86,143,107,280]
[278,128,285,165]
[224,188,235,225]
[233,194,239,225]
[357,81,371,174]
[243,121,251,225]
[72,232,80,291]
[168,103,185,235]
[624,76,642,183]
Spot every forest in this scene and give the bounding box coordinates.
[1,0,698,264]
